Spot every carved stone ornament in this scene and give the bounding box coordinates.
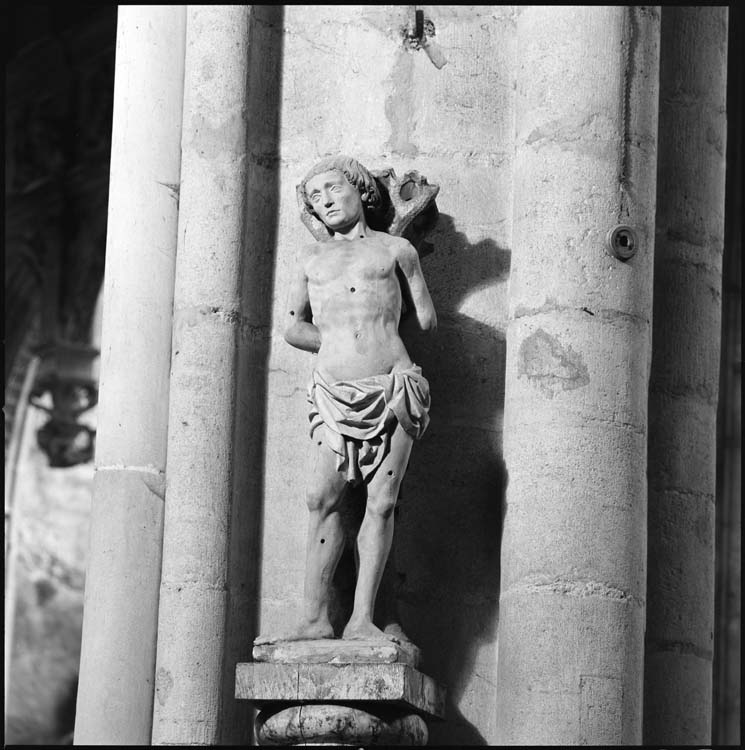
[240,156,445,746]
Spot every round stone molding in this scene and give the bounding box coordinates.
[255,703,428,746]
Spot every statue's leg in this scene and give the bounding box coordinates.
[297,437,350,639]
[343,424,413,640]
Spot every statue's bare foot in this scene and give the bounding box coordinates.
[342,619,401,643]
[254,619,335,645]
[383,622,414,644]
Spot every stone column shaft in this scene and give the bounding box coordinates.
[151,7,252,745]
[74,6,186,744]
[497,7,660,744]
[713,8,742,744]
[644,7,728,744]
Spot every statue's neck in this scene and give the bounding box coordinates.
[331,217,370,241]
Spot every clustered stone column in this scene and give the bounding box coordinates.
[644,7,729,744]
[74,6,186,745]
[151,6,252,746]
[496,7,660,744]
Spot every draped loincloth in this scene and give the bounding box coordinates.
[308,365,430,484]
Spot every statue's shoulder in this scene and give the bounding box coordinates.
[381,232,417,258]
[371,230,411,251]
[300,239,326,264]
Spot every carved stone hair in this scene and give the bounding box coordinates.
[300,155,382,218]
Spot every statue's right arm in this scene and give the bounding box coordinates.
[284,250,321,353]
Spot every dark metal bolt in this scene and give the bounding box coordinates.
[606,224,637,260]
[415,9,424,40]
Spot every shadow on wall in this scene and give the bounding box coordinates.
[220,4,284,744]
[399,213,511,744]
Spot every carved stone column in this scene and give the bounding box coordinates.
[713,9,742,744]
[74,7,186,744]
[644,7,729,744]
[151,6,253,745]
[496,7,660,744]
[237,641,445,746]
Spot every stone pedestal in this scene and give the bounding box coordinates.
[236,641,445,746]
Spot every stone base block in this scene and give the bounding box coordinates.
[236,662,445,719]
[236,660,446,746]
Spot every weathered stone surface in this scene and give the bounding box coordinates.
[236,662,446,719]
[496,591,644,745]
[644,9,728,744]
[644,650,714,744]
[74,7,185,745]
[150,7,253,747]
[76,467,165,744]
[253,638,421,668]
[256,704,428,746]
[497,6,660,745]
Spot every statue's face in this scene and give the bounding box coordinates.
[305,170,363,231]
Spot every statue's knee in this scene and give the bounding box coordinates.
[305,485,340,514]
[368,492,397,520]
[305,489,326,513]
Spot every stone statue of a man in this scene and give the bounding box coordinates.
[266,155,436,642]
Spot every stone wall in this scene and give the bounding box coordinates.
[256,6,515,743]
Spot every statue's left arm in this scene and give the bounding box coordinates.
[395,239,437,333]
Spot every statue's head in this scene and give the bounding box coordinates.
[300,155,382,224]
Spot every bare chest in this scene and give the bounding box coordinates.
[306,241,397,289]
